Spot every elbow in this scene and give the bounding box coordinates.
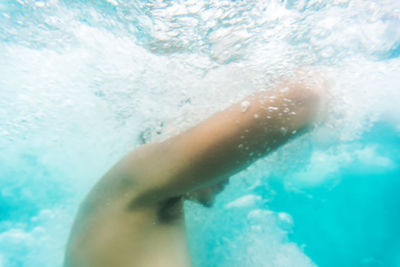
[281,77,327,132]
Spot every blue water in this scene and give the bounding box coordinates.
[184,122,400,267]
[1,0,400,266]
[270,122,400,266]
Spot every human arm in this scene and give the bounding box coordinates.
[86,78,324,208]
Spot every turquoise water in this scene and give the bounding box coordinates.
[1,0,400,266]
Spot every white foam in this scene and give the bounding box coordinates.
[225,194,262,209]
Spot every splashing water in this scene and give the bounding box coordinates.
[1,0,400,266]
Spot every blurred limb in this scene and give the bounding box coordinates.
[83,72,327,210]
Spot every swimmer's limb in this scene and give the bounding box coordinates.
[86,77,324,208]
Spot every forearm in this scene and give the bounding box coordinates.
[109,79,323,206]
[167,82,322,188]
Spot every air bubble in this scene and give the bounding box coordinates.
[241,101,250,112]
[35,2,45,7]
[277,212,294,231]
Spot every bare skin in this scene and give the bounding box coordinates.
[64,76,324,267]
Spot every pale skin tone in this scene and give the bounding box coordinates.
[64,75,324,267]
